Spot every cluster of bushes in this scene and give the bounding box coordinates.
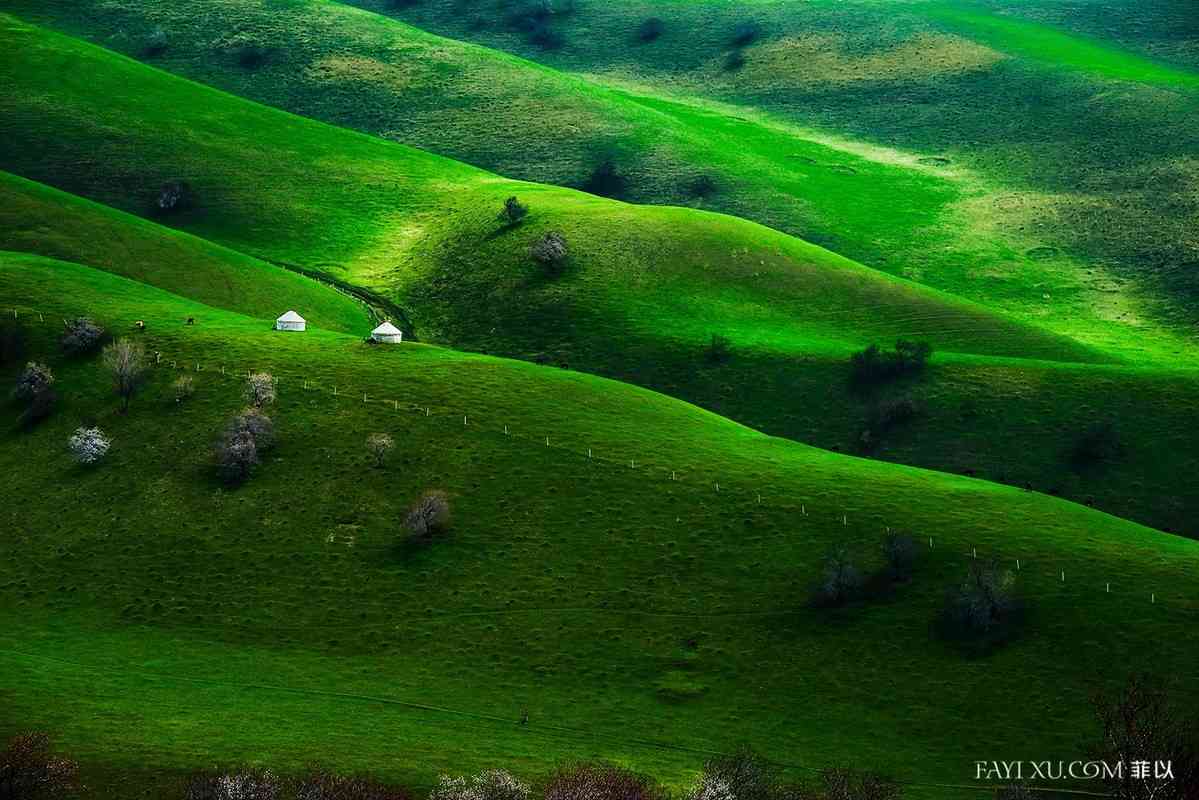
[506,0,575,49]
[215,373,278,486]
[849,341,932,387]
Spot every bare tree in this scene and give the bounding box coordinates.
[245,372,276,408]
[366,433,394,468]
[943,560,1020,636]
[405,490,451,540]
[819,768,900,800]
[1091,673,1199,800]
[693,750,777,800]
[103,338,148,412]
[68,427,111,465]
[0,731,79,800]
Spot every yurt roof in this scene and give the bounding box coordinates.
[277,310,305,323]
[372,321,401,335]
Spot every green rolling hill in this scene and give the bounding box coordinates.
[2,252,1198,797]
[4,16,1199,535]
[9,0,1197,362]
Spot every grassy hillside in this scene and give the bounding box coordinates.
[8,18,1199,535]
[3,253,1199,797]
[9,0,1197,360]
[0,171,372,334]
[334,0,1199,333]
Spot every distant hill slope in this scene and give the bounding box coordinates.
[7,0,1195,360]
[0,171,371,334]
[0,19,1104,365]
[2,252,1198,797]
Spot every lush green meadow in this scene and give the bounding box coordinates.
[3,254,1199,797]
[2,0,1199,796]
[11,0,1197,360]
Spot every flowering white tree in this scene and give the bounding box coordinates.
[185,770,280,800]
[430,769,529,800]
[687,776,735,800]
[244,372,276,408]
[68,427,110,465]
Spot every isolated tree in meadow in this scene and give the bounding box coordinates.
[530,231,568,274]
[813,547,862,607]
[234,407,276,450]
[404,490,451,540]
[637,17,665,42]
[244,372,276,408]
[499,196,529,226]
[67,426,111,466]
[184,769,281,800]
[215,409,275,486]
[0,731,79,800]
[11,361,54,403]
[943,560,1020,636]
[60,316,105,356]
[103,338,148,412]
[1090,673,1199,800]
[429,769,529,800]
[366,432,394,468]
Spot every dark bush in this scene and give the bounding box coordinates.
[704,334,732,364]
[544,763,667,800]
[530,231,568,273]
[142,26,169,57]
[298,768,414,800]
[1071,421,1122,469]
[60,316,106,356]
[858,395,920,452]
[17,387,56,430]
[0,319,27,366]
[235,43,269,69]
[157,180,193,214]
[732,21,760,47]
[405,490,451,540]
[940,560,1023,641]
[689,174,718,198]
[11,361,54,403]
[582,160,627,199]
[637,17,665,42]
[528,22,565,49]
[818,768,900,800]
[499,196,529,226]
[850,340,932,386]
[724,50,747,71]
[812,547,862,608]
[0,731,79,800]
[881,532,917,583]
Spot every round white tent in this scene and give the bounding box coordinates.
[275,310,306,332]
[371,321,403,344]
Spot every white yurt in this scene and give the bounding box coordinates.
[275,310,306,332]
[371,321,404,344]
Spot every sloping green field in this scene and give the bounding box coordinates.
[9,0,1196,360]
[3,253,1198,796]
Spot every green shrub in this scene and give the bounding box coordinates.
[637,18,665,43]
[850,340,932,386]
